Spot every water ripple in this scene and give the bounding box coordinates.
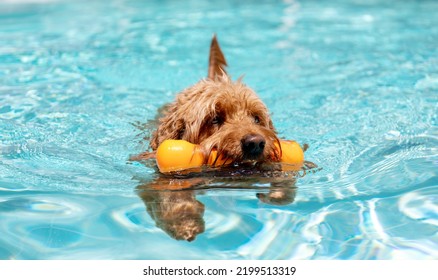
[295,133,438,205]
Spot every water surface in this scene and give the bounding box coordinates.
[0,0,437,259]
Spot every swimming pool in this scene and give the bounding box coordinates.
[0,0,437,259]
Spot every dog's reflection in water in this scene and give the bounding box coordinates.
[136,168,303,242]
[137,177,207,242]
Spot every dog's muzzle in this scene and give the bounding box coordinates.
[241,133,266,160]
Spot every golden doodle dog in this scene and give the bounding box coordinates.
[143,35,281,164]
[134,35,304,242]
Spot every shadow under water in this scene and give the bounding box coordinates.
[135,161,318,242]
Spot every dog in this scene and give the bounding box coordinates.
[134,35,305,242]
[142,35,281,164]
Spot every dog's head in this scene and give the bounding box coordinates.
[151,75,281,164]
[150,36,281,164]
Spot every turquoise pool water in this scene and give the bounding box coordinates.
[1,0,437,259]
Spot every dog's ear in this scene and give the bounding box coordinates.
[149,107,186,150]
[208,34,228,80]
[268,119,276,131]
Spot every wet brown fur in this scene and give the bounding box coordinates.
[149,35,280,163]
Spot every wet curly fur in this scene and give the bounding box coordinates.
[149,36,281,164]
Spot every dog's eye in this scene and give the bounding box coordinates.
[254,115,261,124]
[211,116,222,125]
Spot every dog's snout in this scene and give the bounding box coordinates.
[241,134,266,159]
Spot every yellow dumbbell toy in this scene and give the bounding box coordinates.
[156,139,304,173]
[274,140,304,171]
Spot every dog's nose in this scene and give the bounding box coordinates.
[241,134,266,159]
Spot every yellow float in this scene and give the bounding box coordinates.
[156,139,304,173]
